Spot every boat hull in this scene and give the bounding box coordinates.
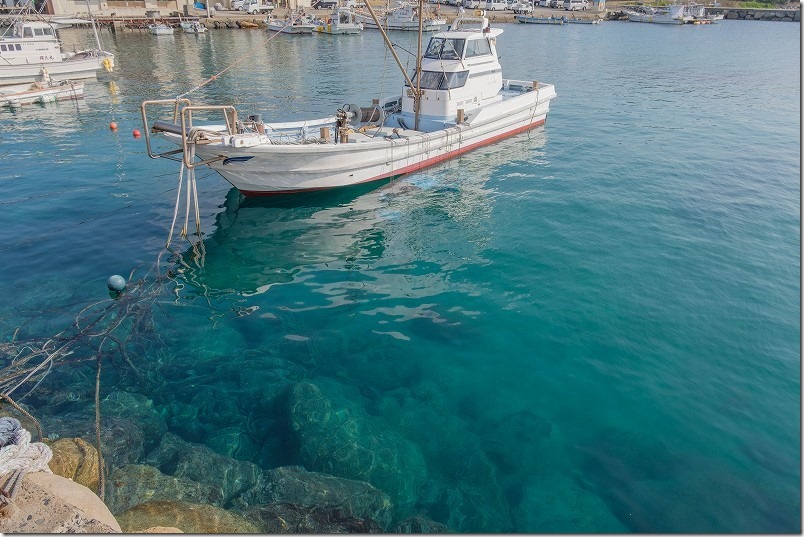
[190,85,554,195]
[0,55,110,87]
[0,81,84,107]
[515,15,566,24]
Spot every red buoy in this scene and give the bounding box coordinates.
[132,129,141,138]
[109,121,118,131]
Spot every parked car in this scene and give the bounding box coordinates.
[311,0,337,8]
[511,0,532,13]
[563,0,587,10]
[538,0,549,6]
[230,0,245,10]
[245,0,273,13]
[484,0,507,10]
[464,0,483,7]
[549,0,562,8]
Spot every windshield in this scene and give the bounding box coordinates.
[423,38,465,60]
[408,70,470,90]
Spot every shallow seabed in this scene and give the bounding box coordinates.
[0,19,800,533]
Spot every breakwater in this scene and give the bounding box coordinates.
[713,7,800,20]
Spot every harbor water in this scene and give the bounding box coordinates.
[0,19,799,532]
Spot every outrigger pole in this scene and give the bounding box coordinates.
[414,0,423,130]
[361,0,422,127]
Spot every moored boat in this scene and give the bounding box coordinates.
[266,14,316,34]
[565,16,601,23]
[313,7,363,34]
[622,4,692,23]
[355,1,446,31]
[0,79,84,108]
[180,20,208,33]
[149,23,175,35]
[142,16,556,196]
[515,14,566,24]
[0,20,114,87]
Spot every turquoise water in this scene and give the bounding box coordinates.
[0,19,800,532]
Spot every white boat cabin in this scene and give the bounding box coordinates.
[399,17,503,131]
[0,21,64,65]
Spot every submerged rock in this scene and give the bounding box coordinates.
[235,466,393,529]
[144,432,261,505]
[511,474,627,533]
[115,500,259,533]
[101,391,167,453]
[393,515,452,533]
[106,464,224,514]
[285,382,427,513]
[46,437,100,492]
[0,471,120,533]
[244,503,381,533]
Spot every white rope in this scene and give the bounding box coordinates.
[0,418,52,477]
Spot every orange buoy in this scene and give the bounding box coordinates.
[132,129,141,138]
[109,121,118,130]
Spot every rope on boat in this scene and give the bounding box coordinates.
[0,417,52,515]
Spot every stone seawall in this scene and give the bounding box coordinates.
[708,7,800,21]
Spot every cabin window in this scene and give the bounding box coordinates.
[34,28,45,35]
[15,44,22,50]
[44,28,53,35]
[409,70,470,90]
[23,27,33,37]
[0,45,6,51]
[464,38,492,58]
[423,38,465,60]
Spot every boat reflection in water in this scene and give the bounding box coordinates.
[174,128,546,303]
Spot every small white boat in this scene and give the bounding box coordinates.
[623,4,692,24]
[143,16,556,195]
[0,79,84,108]
[180,20,208,33]
[266,14,316,34]
[355,1,446,31]
[148,23,175,35]
[313,7,363,34]
[0,20,114,87]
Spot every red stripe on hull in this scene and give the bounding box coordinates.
[239,118,546,197]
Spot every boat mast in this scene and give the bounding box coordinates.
[414,0,423,130]
[83,0,104,51]
[362,1,417,91]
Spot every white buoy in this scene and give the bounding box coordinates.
[107,275,126,292]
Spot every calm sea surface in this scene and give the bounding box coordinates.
[0,18,799,532]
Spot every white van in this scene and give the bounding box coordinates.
[484,0,506,10]
[563,0,587,9]
[464,0,483,8]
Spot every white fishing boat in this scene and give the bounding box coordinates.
[266,14,316,34]
[142,16,556,195]
[0,20,113,87]
[149,23,176,35]
[314,7,363,34]
[181,20,208,33]
[355,1,446,31]
[0,78,84,108]
[622,4,692,23]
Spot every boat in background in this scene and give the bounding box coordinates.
[266,13,316,33]
[0,20,113,87]
[565,16,601,23]
[180,20,208,33]
[149,23,175,35]
[0,78,84,108]
[622,4,692,23]
[142,16,556,195]
[314,7,363,34]
[515,14,566,24]
[355,1,446,31]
